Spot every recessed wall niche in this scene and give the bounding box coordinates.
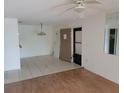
[104,12,119,55]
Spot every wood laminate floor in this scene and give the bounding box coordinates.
[5,68,119,93]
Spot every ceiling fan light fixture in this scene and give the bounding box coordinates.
[75,4,85,13]
[75,3,85,9]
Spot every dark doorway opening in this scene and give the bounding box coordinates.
[73,27,82,66]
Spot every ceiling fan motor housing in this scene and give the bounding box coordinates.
[73,0,85,3]
[74,0,85,12]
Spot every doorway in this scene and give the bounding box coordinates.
[73,27,82,66]
[59,28,71,62]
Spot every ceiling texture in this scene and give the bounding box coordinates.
[4,0,119,25]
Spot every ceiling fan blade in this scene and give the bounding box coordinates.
[84,0,101,4]
[58,7,75,16]
[52,1,75,9]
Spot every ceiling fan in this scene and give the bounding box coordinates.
[53,0,101,14]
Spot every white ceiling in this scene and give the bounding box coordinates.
[4,0,119,25]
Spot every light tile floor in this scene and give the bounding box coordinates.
[4,55,81,84]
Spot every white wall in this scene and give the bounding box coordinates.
[53,12,119,84]
[19,24,55,58]
[53,30,60,58]
[4,18,20,71]
[83,13,119,84]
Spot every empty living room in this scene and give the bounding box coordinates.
[1,0,123,93]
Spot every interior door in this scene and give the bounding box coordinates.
[73,27,82,66]
[59,28,71,62]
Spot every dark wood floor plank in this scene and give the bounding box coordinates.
[4,68,119,93]
[4,83,17,93]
